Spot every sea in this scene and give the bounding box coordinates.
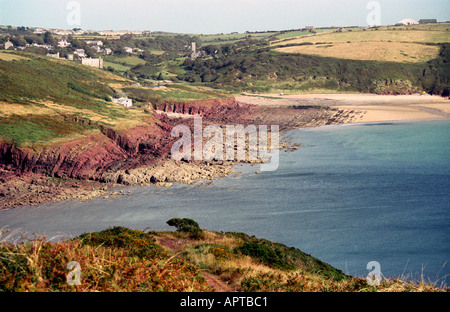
[1,119,449,286]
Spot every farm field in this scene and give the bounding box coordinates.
[272,28,450,46]
[271,25,450,64]
[275,41,441,63]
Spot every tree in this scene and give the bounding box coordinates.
[43,32,57,46]
[166,218,203,239]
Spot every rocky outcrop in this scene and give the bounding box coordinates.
[0,116,175,182]
[0,97,341,210]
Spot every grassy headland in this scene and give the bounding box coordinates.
[0,221,446,292]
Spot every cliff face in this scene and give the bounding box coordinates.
[0,114,175,181]
[0,97,339,190]
[0,98,254,181]
[154,97,259,124]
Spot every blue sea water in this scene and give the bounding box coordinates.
[1,120,449,285]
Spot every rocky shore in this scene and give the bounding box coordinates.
[0,97,340,210]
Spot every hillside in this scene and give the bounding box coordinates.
[179,25,450,95]
[3,25,448,96]
[0,220,445,292]
[0,50,342,210]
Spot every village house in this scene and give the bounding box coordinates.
[79,57,103,69]
[46,52,60,59]
[104,48,112,55]
[3,40,13,50]
[74,49,86,57]
[86,40,103,46]
[396,19,419,26]
[58,39,71,48]
[419,19,437,24]
[112,97,133,107]
[31,43,54,50]
[91,45,102,53]
[124,47,133,54]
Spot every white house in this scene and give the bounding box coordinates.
[58,39,71,48]
[80,57,103,69]
[86,40,103,46]
[3,40,13,50]
[104,48,112,55]
[124,47,133,54]
[91,45,102,52]
[112,97,133,107]
[74,49,86,57]
[396,19,419,26]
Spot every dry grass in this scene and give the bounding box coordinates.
[156,231,448,292]
[0,51,31,62]
[0,229,212,292]
[276,42,440,63]
[272,29,450,46]
[1,227,447,292]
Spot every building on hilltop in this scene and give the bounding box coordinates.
[396,19,419,26]
[189,42,205,60]
[74,49,86,58]
[419,19,437,24]
[46,52,60,59]
[80,57,103,69]
[58,39,71,48]
[3,39,13,50]
[112,97,133,107]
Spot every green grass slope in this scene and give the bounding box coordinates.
[0,221,446,292]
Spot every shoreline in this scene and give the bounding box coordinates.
[1,93,448,211]
[236,93,450,124]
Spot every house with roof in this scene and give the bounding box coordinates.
[3,40,13,50]
[74,49,86,57]
[112,97,133,107]
[80,57,103,69]
[58,39,71,48]
[396,19,419,26]
[419,19,437,24]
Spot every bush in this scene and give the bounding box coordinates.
[166,218,203,239]
[77,226,166,259]
[235,241,294,271]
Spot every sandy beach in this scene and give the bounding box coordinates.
[236,93,450,123]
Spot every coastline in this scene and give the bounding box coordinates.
[236,93,449,124]
[1,93,448,211]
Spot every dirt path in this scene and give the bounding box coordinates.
[158,236,235,292]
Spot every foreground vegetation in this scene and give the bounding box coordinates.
[0,220,446,292]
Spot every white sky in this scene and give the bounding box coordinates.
[1,0,449,34]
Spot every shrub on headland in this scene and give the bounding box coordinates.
[166,218,204,239]
[0,221,447,292]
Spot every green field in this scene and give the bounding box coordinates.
[103,61,130,72]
